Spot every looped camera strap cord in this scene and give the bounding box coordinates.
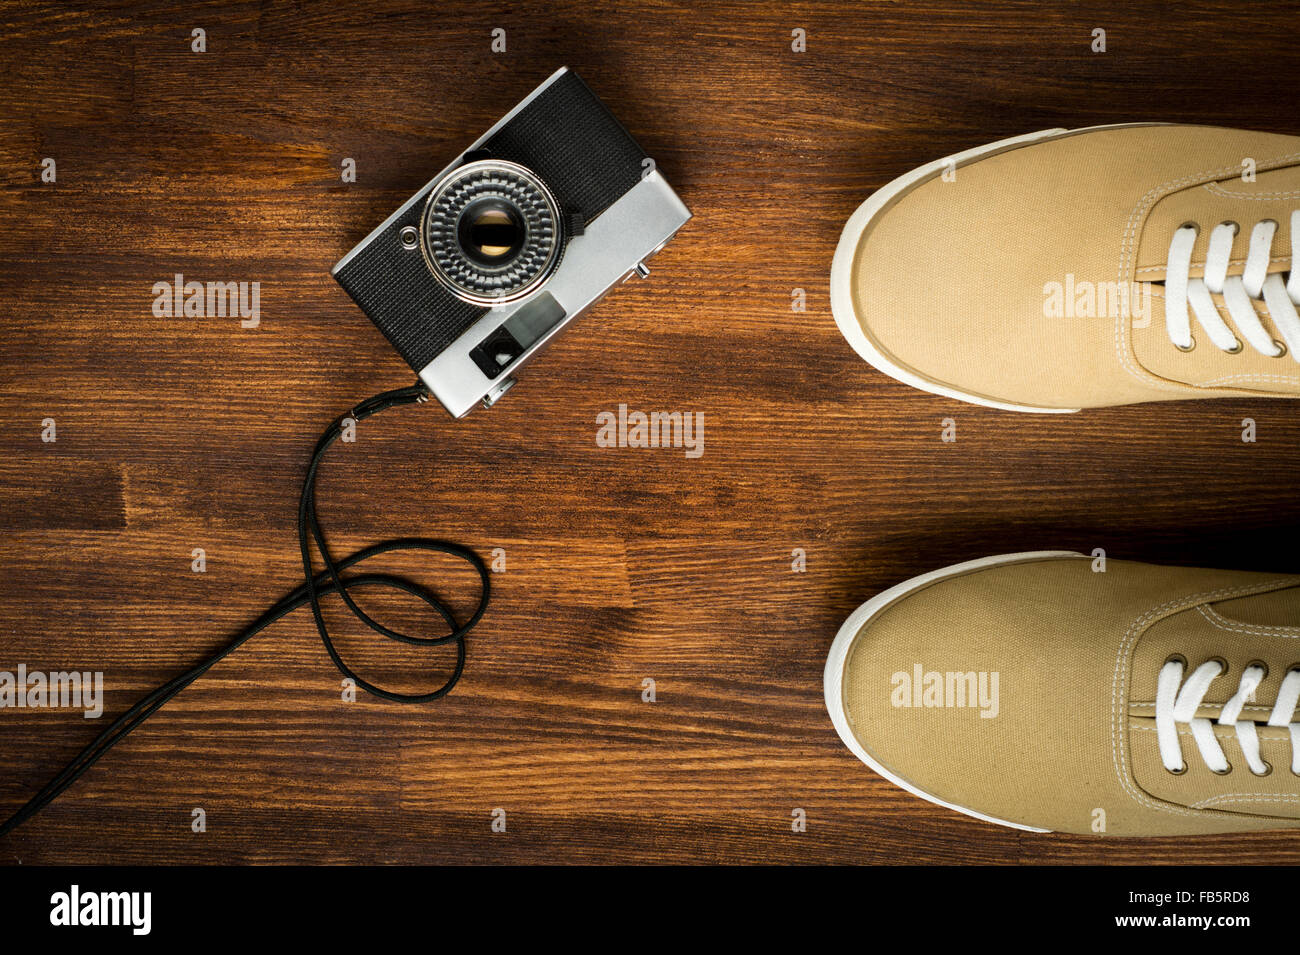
[0,381,489,838]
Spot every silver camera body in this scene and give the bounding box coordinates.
[332,67,691,417]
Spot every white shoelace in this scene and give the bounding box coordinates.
[1155,657,1300,776]
[1165,211,1300,360]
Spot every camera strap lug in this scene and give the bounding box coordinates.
[481,375,517,409]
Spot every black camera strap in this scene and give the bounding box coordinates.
[0,381,489,838]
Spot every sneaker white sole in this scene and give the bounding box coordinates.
[823,550,1084,832]
[830,124,1167,414]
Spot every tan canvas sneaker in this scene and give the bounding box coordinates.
[830,125,1300,411]
[824,552,1300,835]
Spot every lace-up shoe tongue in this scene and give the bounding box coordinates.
[1128,596,1300,815]
[1135,164,1300,280]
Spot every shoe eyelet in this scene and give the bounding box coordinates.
[1272,340,1289,359]
[1178,221,1200,235]
[1246,660,1270,680]
[1224,220,1241,236]
[1225,341,1244,355]
[1213,761,1233,775]
[1252,761,1274,778]
[1167,763,1188,775]
[1207,657,1229,677]
[1165,653,1188,669]
[1176,337,1196,353]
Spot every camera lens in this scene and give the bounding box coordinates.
[457,198,526,266]
[421,160,563,305]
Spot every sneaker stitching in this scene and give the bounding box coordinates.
[1197,374,1300,386]
[1115,151,1300,391]
[1131,725,1198,735]
[1204,181,1300,201]
[1198,603,1300,637]
[1192,794,1300,809]
[1130,722,1287,733]
[1136,254,1292,274]
[1136,289,1300,388]
[1111,579,1298,818]
[1131,702,1275,716]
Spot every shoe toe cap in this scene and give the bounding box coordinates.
[830,554,1112,833]
[835,152,1113,411]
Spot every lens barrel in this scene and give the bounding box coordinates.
[421,159,564,305]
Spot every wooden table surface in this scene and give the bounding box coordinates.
[2,0,1299,865]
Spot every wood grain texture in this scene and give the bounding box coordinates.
[2,0,1300,864]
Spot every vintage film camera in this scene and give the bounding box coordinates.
[333,67,692,417]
